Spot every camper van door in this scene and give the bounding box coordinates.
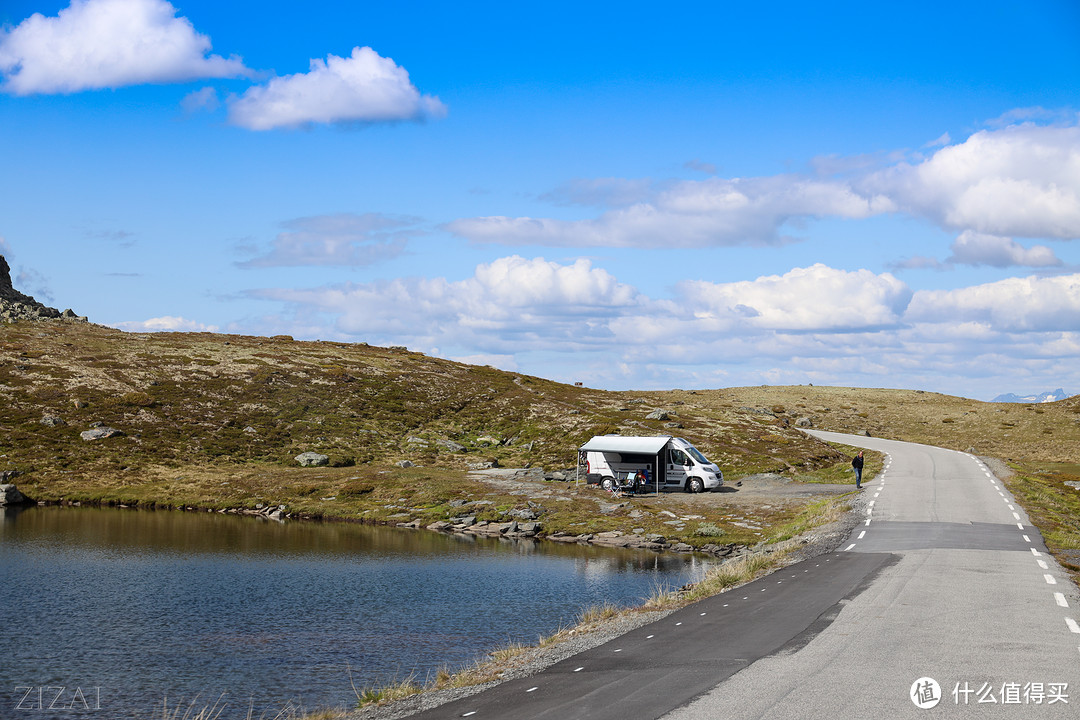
[665,446,690,488]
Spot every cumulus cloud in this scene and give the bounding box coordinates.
[864,123,1080,239]
[112,315,219,332]
[447,176,895,248]
[227,46,446,130]
[0,0,248,95]
[676,264,912,332]
[450,118,1080,251]
[250,255,641,348]
[907,273,1080,332]
[945,230,1062,267]
[245,256,1080,397]
[238,213,419,268]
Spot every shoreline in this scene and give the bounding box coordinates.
[343,483,867,720]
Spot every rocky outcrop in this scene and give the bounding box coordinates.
[80,426,125,441]
[0,254,86,323]
[295,451,330,467]
[0,483,30,505]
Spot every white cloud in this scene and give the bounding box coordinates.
[676,264,912,332]
[865,123,1080,239]
[447,176,895,248]
[450,118,1080,251]
[0,0,248,95]
[112,316,220,332]
[907,273,1080,332]
[238,213,418,268]
[227,46,446,130]
[250,255,641,350]
[946,230,1062,267]
[243,257,1080,398]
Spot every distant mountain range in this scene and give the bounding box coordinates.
[992,388,1073,403]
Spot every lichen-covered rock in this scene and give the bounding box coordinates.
[295,451,329,467]
[80,426,125,441]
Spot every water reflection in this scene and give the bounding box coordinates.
[0,505,710,719]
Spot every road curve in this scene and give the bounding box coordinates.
[664,430,1080,719]
[407,432,1080,719]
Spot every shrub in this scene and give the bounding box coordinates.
[694,522,725,537]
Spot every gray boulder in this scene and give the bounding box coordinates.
[80,426,125,441]
[0,484,26,505]
[646,410,670,420]
[795,417,813,428]
[396,460,414,468]
[295,451,330,467]
[40,415,66,427]
[437,439,467,453]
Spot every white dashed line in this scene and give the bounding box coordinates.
[463,712,477,717]
[1023,535,1031,542]
[675,622,683,626]
[700,612,707,616]
[1067,618,1080,634]
[1056,593,1069,608]
[858,531,866,539]
[868,500,875,508]
[1032,548,1042,557]
[845,543,857,551]
[1018,523,1025,530]
[526,686,539,693]
[865,519,872,526]
[1013,512,1022,520]
[1045,574,1058,585]
[646,635,654,639]
[574,667,584,672]
[1038,560,1049,570]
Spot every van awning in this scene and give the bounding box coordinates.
[579,435,672,455]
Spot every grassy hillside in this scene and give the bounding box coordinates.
[3,322,1078,574]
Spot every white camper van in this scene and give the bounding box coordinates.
[579,435,723,494]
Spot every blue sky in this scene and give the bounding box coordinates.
[2,0,1079,400]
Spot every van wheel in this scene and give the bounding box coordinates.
[601,477,615,492]
[687,477,705,493]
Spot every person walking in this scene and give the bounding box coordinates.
[852,451,864,489]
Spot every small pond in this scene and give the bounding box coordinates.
[0,505,711,719]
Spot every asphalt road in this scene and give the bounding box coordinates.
[665,431,1080,719]
[409,432,1080,719]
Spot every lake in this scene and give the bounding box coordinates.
[0,505,711,719]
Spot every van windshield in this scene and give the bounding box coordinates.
[685,444,709,464]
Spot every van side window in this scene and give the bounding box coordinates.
[670,449,689,466]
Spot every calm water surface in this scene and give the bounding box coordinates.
[0,505,711,718]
